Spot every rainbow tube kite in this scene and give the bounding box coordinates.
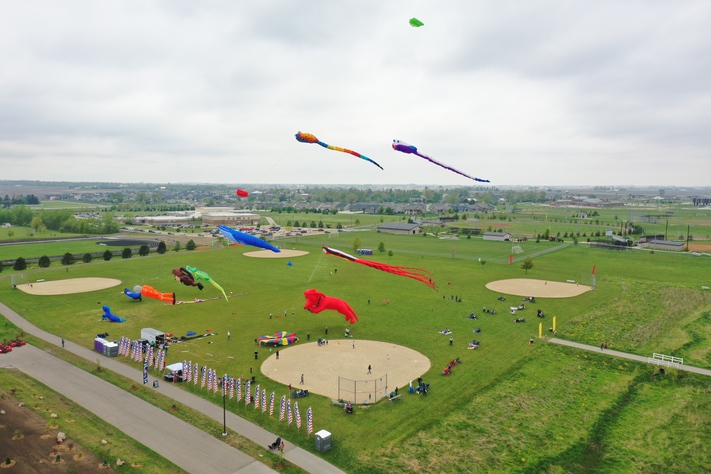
[295,132,383,170]
[392,139,490,183]
[323,246,437,290]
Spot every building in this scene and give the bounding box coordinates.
[202,212,261,227]
[639,235,665,243]
[483,231,511,242]
[377,223,420,235]
[647,240,685,251]
[134,215,192,225]
[403,204,426,216]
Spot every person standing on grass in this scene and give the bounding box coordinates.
[450,336,453,346]
[600,343,604,351]
[227,331,230,341]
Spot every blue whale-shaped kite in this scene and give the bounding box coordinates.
[218,225,281,253]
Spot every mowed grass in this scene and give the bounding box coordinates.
[2,231,711,472]
[0,237,154,262]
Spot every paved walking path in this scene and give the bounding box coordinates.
[549,338,711,377]
[2,345,274,474]
[0,302,345,474]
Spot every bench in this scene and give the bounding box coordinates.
[388,394,402,402]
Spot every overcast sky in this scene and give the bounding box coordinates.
[1,1,710,187]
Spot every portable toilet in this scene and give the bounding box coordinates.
[315,429,332,452]
[94,337,108,354]
[103,341,119,357]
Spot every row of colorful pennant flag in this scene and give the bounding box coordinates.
[118,337,314,435]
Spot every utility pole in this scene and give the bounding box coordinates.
[222,378,227,436]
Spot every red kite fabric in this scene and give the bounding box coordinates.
[322,246,437,290]
[303,289,358,324]
[236,189,249,197]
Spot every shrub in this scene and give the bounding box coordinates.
[121,248,132,259]
[138,244,150,256]
[61,253,75,265]
[186,240,196,251]
[156,241,167,254]
[38,255,51,268]
[103,249,113,261]
[82,253,92,263]
[14,257,27,271]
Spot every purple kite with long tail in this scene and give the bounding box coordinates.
[392,139,490,183]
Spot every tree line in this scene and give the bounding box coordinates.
[2,240,199,272]
[0,206,120,235]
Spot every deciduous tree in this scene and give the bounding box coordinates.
[521,256,534,274]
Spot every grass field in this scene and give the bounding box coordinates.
[1,229,711,473]
[0,237,157,263]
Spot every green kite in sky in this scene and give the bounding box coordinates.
[409,18,424,27]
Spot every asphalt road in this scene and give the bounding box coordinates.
[0,301,345,474]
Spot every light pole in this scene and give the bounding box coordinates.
[222,377,227,436]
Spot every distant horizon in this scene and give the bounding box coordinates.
[1,179,710,192]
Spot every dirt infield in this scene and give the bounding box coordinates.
[688,243,711,252]
[485,279,590,298]
[261,340,430,402]
[244,249,309,259]
[17,278,122,296]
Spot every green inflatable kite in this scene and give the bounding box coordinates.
[186,265,228,301]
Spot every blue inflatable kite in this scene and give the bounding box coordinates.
[102,306,126,323]
[218,225,281,253]
[124,287,142,300]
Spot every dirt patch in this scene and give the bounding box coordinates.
[17,278,121,296]
[688,243,711,252]
[485,279,591,298]
[261,340,430,403]
[243,249,309,259]
[0,393,106,473]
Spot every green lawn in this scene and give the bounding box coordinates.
[1,230,711,473]
[0,237,153,263]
